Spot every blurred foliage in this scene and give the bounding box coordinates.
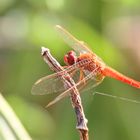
[0,94,32,140]
[0,0,140,140]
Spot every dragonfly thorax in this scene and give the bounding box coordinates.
[64,51,105,74]
[77,53,105,73]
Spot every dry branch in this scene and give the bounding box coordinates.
[41,47,89,140]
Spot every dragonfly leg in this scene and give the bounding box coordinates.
[79,68,86,85]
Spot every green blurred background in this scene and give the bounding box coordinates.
[0,0,140,140]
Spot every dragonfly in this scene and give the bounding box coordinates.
[32,25,140,107]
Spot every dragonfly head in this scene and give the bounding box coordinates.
[64,50,77,65]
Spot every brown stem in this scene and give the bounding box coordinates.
[41,47,89,140]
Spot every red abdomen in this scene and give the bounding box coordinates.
[102,66,140,88]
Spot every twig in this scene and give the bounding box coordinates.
[41,47,89,140]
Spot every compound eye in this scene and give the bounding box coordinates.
[64,51,77,65]
[69,50,76,56]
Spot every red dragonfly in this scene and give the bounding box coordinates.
[32,25,140,106]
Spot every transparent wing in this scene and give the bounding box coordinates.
[31,73,66,95]
[46,66,103,107]
[79,74,104,94]
[55,25,93,54]
[31,59,90,95]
